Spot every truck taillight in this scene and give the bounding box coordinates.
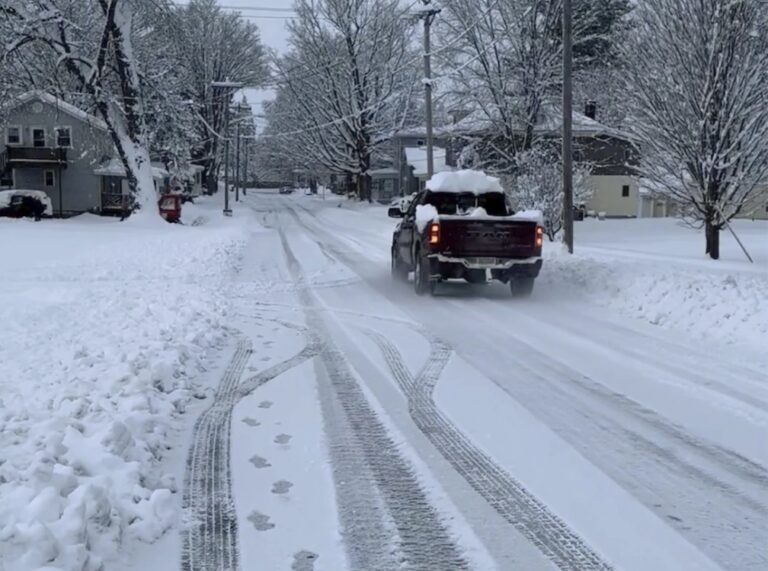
[429,222,440,245]
[536,225,543,247]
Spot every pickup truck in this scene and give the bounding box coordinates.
[389,186,543,297]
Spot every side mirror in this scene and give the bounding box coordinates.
[388,207,404,218]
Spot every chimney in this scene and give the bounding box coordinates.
[585,101,597,120]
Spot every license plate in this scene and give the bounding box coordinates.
[475,257,496,265]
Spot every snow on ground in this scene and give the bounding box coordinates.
[540,219,768,353]
[0,199,248,571]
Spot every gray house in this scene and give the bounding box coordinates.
[0,91,167,217]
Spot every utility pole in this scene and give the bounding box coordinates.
[243,137,249,197]
[562,0,574,254]
[418,1,441,180]
[211,79,243,216]
[235,103,242,203]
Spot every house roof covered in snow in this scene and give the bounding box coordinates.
[396,105,631,142]
[4,91,109,132]
[439,106,630,139]
[405,146,452,178]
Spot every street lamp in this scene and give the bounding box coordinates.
[211,80,243,216]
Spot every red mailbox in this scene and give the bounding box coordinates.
[158,193,182,223]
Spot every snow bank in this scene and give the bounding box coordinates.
[426,170,503,194]
[0,210,248,570]
[415,204,439,232]
[539,248,768,353]
[0,190,54,216]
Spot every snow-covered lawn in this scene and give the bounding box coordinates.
[0,201,248,571]
[542,219,768,353]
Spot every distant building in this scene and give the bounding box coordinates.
[373,104,642,216]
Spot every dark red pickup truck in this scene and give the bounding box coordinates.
[389,188,543,297]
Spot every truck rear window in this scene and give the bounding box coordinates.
[425,191,509,216]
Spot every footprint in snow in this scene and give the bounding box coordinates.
[260,356,271,362]
[242,417,261,427]
[272,480,293,494]
[292,551,319,571]
[274,433,292,445]
[247,511,275,532]
[258,400,273,409]
[250,455,271,469]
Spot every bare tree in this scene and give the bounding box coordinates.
[173,0,268,194]
[264,0,418,201]
[623,0,768,259]
[1,0,172,214]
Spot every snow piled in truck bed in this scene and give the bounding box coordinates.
[0,209,247,571]
[415,204,439,232]
[426,170,503,193]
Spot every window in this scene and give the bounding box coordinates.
[416,139,425,147]
[32,128,46,148]
[622,185,630,198]
[624,149,632,162]
[44,170,55,188]
[5,126,21,145]
[574,150,583,162]
[55,126,72,148]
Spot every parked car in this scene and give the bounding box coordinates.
[389,175,543,297]
[279,186,295,195]
[0,190,53,220]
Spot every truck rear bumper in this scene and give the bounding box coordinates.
[434,254,541,270]
[429,255,543,281]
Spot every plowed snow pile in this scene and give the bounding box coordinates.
[0,207,247,571]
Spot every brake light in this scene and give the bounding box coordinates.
[429,222,440,245]
[536,225,543,248]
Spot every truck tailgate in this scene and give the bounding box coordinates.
[436,217,539,258]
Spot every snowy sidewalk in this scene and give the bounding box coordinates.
[0,203,248,571]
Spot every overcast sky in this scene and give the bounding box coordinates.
[216,2,293,121]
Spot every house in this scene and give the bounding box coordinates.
[369,129,455,203]
[638,179,768,221]
[0,91,169,216]
[440,104,641,218]
[372,104,640,215]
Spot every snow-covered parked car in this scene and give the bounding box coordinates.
[389,171,543,297]
[0,189,53,220]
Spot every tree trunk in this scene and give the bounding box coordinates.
[705,220,720,260]
[206,172,218,195]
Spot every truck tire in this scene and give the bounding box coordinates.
[391,247,408,281]
[414,251,436,296]
[510,277,535,298]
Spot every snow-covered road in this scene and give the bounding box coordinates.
[205,191,765,571]
[4,192,763,571]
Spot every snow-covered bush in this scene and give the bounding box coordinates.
[503,147,593,241]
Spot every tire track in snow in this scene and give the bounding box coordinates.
[365,329,613,571]
[286,201,612,569]
[277,226,470,571]
[182,338,251,571]
[181,332,322,571]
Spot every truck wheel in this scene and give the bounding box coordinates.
[414,252,436,296]
[391,247,408,281]
[510,277,535,298]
